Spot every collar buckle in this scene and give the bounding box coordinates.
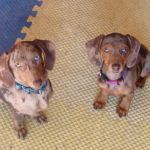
[116,77,124,85]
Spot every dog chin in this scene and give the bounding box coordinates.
[31,85,43,90]
[110,68,124,74]
[111,71,120,74]
[111,70,123,74]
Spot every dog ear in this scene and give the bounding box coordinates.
[140,45,150,77]
[126,34,141,68]
[0,52,14,88]
[86,35,104,66]
[34,39,56,70]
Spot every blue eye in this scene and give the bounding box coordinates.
[122,48,127,54]
[16,62,22,67]
[35,55,40,60]
[104,49,109,53]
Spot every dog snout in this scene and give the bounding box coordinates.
[112,64,120,71]
[33,79,42,88]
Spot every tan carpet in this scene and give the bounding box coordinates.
[1,0,150,149]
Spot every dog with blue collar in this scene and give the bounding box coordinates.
[0,39,55,139]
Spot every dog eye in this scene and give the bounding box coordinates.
[122,48,127,54]
[35,55,40,60]
[104,49,109,53]
[16,62,22,67]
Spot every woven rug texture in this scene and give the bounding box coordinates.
[0,0,150,149]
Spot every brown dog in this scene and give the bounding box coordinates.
[86,33,150,117]
[0,39,55,139]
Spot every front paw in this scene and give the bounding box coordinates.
[30,113,47,125]
[116,106,128,117]
[135,77,147,89]
[93,99,107,109]
[135,81,145,89]
[14,127,27,140]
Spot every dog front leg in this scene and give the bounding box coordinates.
[13,109,27,140]
[117,91,134,117]
[30,112,47,125]
[93,89,109,109]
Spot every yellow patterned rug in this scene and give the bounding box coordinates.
[1,0,150,149]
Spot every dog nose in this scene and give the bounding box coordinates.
[33,79,42,87]
[112,64,120,71]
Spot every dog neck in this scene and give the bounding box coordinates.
[15,80,47,94]
[98,63,128,85]
[102,63,127,80]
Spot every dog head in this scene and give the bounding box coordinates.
[86,33,141,73]
[0,39,56,89]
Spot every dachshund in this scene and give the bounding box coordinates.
[86,33,150,117]
[0,39,55,139]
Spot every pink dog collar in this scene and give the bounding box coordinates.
[98,68,127,85]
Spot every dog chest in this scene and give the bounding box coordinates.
[98,79,133,96]
[108,84,132,96]
[0,82,52,115]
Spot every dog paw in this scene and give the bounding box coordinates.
[135,79,145,89]
[135,82,145,89]
[14,127,27,140]
[116,106,128,117]
[31,113,47,125]
[135,77,146,89]
[93,100,106,109]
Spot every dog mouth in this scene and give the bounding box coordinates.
[110,63,126,74]
[32,79,46,90]
[110,63,125,73]
[32,86,43,90]
[111,70,120,74]
[111,68,124,74]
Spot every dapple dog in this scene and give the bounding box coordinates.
[86,33,150,117]
[0,39,55,139]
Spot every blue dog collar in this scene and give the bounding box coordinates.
[15,80,47,94]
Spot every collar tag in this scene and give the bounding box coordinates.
[97,72,101,76]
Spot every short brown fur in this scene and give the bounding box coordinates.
[0,39,56,139]
[86,33,150,117]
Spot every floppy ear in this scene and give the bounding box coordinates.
[86,35,104,66]
[140,45,150,77]
[34,39,56,70]
[126,34,141,68]
[0,52,14,88]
